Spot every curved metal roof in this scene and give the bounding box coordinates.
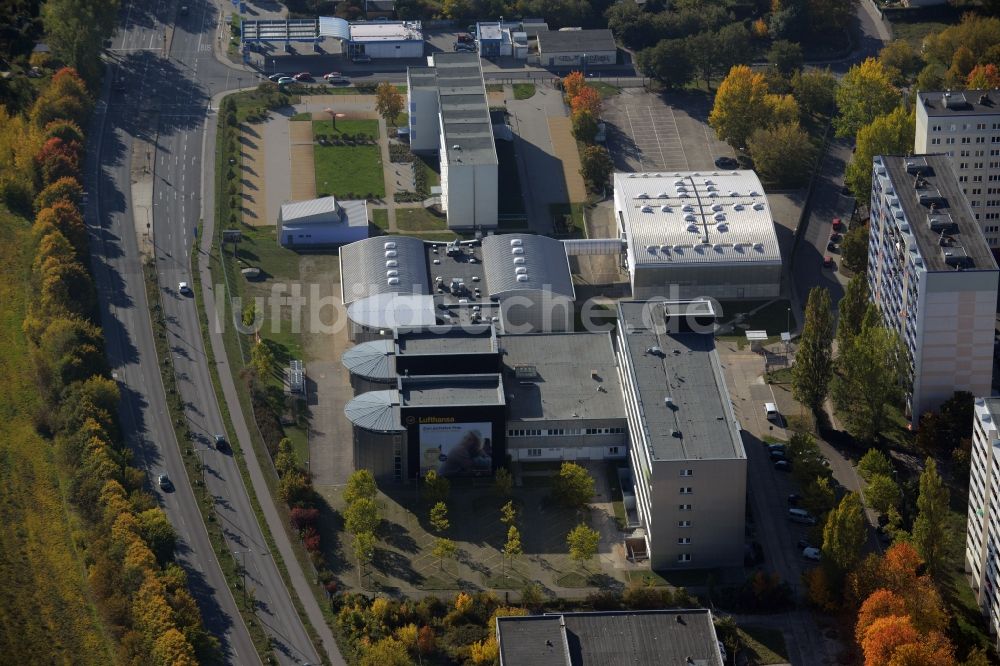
[341,339,395,381]
[318,16,350,40]
[482,234,575,300]
[346,293,436,330]
[344,390,403,432]
[340,235,430,305]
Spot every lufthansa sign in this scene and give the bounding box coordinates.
[418,416,456,424]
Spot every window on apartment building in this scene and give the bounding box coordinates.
[678,504,692,511]
[978,137,987,143]
[680,487,693,494]
[932,125,942,131]
[546,429,565,436]
[931,138,941,145]
[962,137,972,144]
[677,553,692,562]
[526,448,542,457]
[608,446,620,455]
[972,201,981,207]
[960,162,969,169]
[951,124,958,131]
[678,520,692,527]
[680,469,693,477]
[677,537,691,545]
[976,162,985,169]
[977,150,986,156]
[993,150,1000,156]
[973,188,983,194]
[974,175,983,182]
[961,175,970,182]
[986,224,999,233]
[987,213,1000,220]
[946,138,956,144]
[961,150,971,156]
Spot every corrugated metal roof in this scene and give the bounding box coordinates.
[537,29,617,55]
[281,196,338,222]
[344,390,403,432]
[318,16,350,40]
[341,339,395,381]
[340,236,430,304]
[615,171,781,266]
[346,293,436,329]
[482,234,575,299]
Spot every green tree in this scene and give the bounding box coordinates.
[566,523,600,567]
[571,109,598,143]
[241,301,259,329]
[879,39,924,86]
[858,448,894,480]
[803,476,837,519]
[375,81,404,126]
[912,458,951,578]
[686,31,720,89]
[429,501,449,533]
[716,24,753,75]
[840,224,870,274]
[552,462,595,508]
[792,287,834,410]
[41,1,119,84]
[345,497,380,535]
[579,146,613,192]
[343,469,378,505]
[865,473,902,514]
[834,58,901,139]
[137,508,177,566]
[836,274,870,352]
[500,499,517,526]
[432,537,457,570]
[637,39,694,89]
[768,40,804,75]
[423,469,450,505]
[792,68,837,117]
[494,467,513,497]
[746,123,813,187]
[845,107,913,202]
[822,492,866,573]
[710,65,770,150]
[273,438,298,477]
[249,340,276,379]
[832,319,905,441]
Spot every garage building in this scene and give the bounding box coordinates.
[348,21,424,59]
[536,29,617,69]
[278,196,368,247]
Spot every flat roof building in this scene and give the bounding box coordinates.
[407,53,498,230]
[536,29,617,69]
[496,609,724,666]
[965,397,1000,639]
[616,300,746,570]
[869,155,998,422]
[915,90,1000,248]
[347,21,423,59]
[614,171,782,301]
[278,196,368,247]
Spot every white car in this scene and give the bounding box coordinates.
[323,72,346,83]
[802,546,822,561]
[178,281,192,296]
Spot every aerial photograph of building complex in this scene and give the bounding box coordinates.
[6,0,1000,664]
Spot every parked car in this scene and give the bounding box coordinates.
[802,546,822,561]
[827,241,838,252]
[293,72,313,81]
[277,77,294,85]
[454,42,476,52]
[214,434,227,450]
[178,281,192,296]
[832,217,845,231]
[774,459,792,472]
[789,508,817,525]
[830,232,842,243]
[324,72,347,83]
[352,54,372,64]
[769,449,787,462]
[714,156,739,169]
[458,33,475,43]
[268,72,288,82]
[823,256,835,269]
[157,473,172,490]
[787,493,802,506]
[767,443,786,453]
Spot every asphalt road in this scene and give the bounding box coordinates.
[92,0,322,663]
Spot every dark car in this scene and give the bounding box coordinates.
[827,241,838,253]
[268,72,288,82]
[788,493,802,506]
[823,256,835,269]
[454,42,476,52]
[832,217,845,231]
[458,33,474,43]
[714,156,739,169]
[830,232,842,243]
[214,434,227,450]
[352,54,372,64]
[293,72,313,82]
[774,460,792,472]
[769,449,787,461]
[157,473,173,491]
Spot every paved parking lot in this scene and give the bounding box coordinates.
[603,89,733,173]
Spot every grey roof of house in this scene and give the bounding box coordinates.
[537,29,616,54]
[501,333,624,422]
[433,53,497,167]
[344,390,404,432]
[341,339,395,381]
[617,300,745,462]
[496,609,723,666]
[481,234,575,300]
[878,155,996,272]
[407,66,437,88]
[340,235,430,304]
[918,90,1000,117]
[397,325,496,354]
[399,374,505,406]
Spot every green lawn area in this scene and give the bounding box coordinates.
[549,202,585,237]
[371,208,389,230]
[591,81,621,99]
[312,119,385,199]
[739,626,788,665]
[396,207,447,231]
[392,112,408,127]
[290,112,311,121]
[486,83,504,92]
[513,83,536,100]
[416,154,441,188]
[891,19,957,50]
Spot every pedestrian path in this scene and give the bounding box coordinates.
[288,120,316,201]
[547,116,587,202]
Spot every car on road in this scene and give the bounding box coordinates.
[268,72,288,82]
[802,546,822,561]
[823,256,835,269]
[351,54,372,64]
[827,241,838,253]
[293,72,313,82]
[832,217,845,231]
[787,493,802,506]
[157,473,172,490]
[774,459,791,472]
[324,72,347,83]
[714,156,738,169]
[769,449,787,462]
[178,281,192,296]
[277,76,294,85]
[214,434,227,451]
[767,442,786,452]
[830,232,842,243]
[454,42,476,52]
[789,508,817,525]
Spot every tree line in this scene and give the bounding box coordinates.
[12,66,217,665]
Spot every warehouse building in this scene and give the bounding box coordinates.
[278,196,368,247]
[616,299,746,570]
[614,171,782,301]
[536,29,617,69]
[406,53,498,230]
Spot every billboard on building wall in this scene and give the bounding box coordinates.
[419,422,493,477]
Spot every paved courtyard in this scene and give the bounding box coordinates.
[603,89,733,173]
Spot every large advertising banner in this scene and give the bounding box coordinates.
[419,422,493,477]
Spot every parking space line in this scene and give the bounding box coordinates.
[623,105,644,170]
[663,107,689,171]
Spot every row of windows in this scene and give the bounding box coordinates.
[525,447,621,456]
[509,427,625,437]
[930,123,1000,131]
[585,427,626,435]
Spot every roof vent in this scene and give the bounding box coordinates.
[387,277,400,285]
[661,205,671,213]
[718,223,728,232]
[646,244,657,252]
[385,250,397,258]
[687,224,699,232]
[712,203,723,212]
[656,192,668,198]
[684,213,697,222]
[510,238,523,246]
[512,247,524,255]
[714,213,726,222]
[647,346,663,356]
[682,204,694,212]
[664,395,673,405]
[516,274,529,282]
[660,244,671,252]
[383,241,396,249]
[513,257,525,264]
[673,179,684,186]
[734,204,744,211]
[641,205,654,213]
[452,144,461,150]
[753,203,765,210]
[750,191,760,197]
[386,270,399,277]
[729,191,739,197]
[386,259,398,267]
[637,192,649,199]
[515,266,527,274]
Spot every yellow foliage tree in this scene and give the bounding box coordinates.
[709,65,770,149]
[454,591,473,614]
[752,18,768,39]
[394,623,419,652]
[133,575,176,639]
[469,636,500,664]
[563,71,586,100]
[152,628,199,666]
[764,94,800,127]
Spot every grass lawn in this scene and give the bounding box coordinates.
[290,112,311,121]
[396,207,447,231]
[513,83,536,100]
[416,154,441,188]
[891,20,957,50]
[739,626,788,665]
[392,112,408,127]
[591,81,621,98]
[0,206,114,664]
[549,202,586,237]
[312,119,385,198]
[371,208,389,230]
[486,83,504,92]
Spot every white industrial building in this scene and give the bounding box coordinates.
[965,397,1000,640]
[536,29,617,69]
[241,18,422,59]
[406,53,498,230]
[347,21,423,59]
[614,171,782,301]
[869,155,998,423]
[916,90,1000,249]
[616,299,746,570]
[278,196,368,247]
